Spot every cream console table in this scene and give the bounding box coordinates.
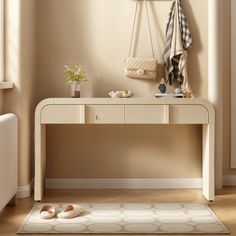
[35,98,215,201]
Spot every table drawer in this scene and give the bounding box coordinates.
[170,105,209,124]
[86,105,124,124]
[41,105,85,124]
[125,105,168,124]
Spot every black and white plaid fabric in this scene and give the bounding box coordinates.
[163,0,192,85]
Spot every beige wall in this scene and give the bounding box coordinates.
[37,0,208,99]
[223,0,236,175]
[2,0,37,186]
[0,91,2,112]
[37,0,208,179]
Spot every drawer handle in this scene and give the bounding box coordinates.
[95,115,98,120]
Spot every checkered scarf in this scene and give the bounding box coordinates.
[163,0,192,85]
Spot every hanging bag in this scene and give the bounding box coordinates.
[125,0,157,80]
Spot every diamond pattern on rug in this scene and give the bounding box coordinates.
[17,203,229,234]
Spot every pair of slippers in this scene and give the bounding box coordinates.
[40,204,84,219]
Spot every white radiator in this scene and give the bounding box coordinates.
[0,113,18,211]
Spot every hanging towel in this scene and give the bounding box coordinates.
[163,0,193,97]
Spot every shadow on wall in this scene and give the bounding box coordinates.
[46,124,202,178]
[3,0,36,187]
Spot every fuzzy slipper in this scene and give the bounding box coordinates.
[40,204,56,219]
[57,204,84,219]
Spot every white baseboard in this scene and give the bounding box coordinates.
[46,178,202,189]
[223,175,236,186]
[17,176,236,195]
[17,179,34,199]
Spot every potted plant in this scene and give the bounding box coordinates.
[64,64,87,98]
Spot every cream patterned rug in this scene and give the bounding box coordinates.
[17,203,229,234]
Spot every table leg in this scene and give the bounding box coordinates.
[34,124,46,201]
[202,124,215,201]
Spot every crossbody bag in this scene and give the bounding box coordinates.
[125,0,157,80]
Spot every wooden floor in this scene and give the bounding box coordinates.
[0,188,235,235]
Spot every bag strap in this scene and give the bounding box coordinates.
[128,0,155,58]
